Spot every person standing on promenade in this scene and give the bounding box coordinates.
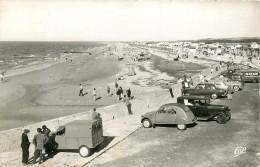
[107,86,111,97]
[91,108,101,120]
[227,86,233,100]
[115,80,118,90]
[123,95,133,115]
[166,83,174,98]
[79,84,84,96]
[21,129,30,165]
[42,125,51,158]
[93,88,97,101]
[198,72,204,83]
[33,128,47,164]
[119,87,123,99]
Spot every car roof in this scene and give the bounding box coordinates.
[161,103,186,108]
[177,95,207,100]
[196,83,215,86]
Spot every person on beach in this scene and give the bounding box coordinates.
[126,88,132,99]
[115,80,118,90]
[166,83,174,98]
[123,95,133,115]
[211,65,214,74]
[0,73,4,82]
[93,88,97,101]
[119,87,123,99]
[79,84,84,96]
[198,72,204,83]
[21,129,30,165]
[219,61,222,69]
[107,86,111,97]
[33,128,48,164]
[181,82,187,95]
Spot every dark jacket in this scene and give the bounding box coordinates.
[21,133,30,149]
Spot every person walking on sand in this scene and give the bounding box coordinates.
[21,129,30,165]
[0,73,4,82]
[33,128,47,164]
[126,88,131,100]
[166,83,174,98]
[79,84,84,96]
[123,95,133,115]
[93,88,97,101]
[107,86,110,97]
[211,65,214,74]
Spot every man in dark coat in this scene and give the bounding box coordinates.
[42,125,51,157]
[126,88,132,99]
[166,83,174,98]
[21,129,30,165]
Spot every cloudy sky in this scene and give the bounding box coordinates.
[0,0,259,41]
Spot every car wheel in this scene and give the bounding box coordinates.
[216,113,227,124]
[211,93,218,99]
[177,124,187,130]
[233,85,239,91]
[79,145,91,158]
[142,119,152,128]
[226,110,231,121]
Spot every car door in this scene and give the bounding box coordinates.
[190,100,206,117]
[195,85,204,95]
[155,106,175,124]
[163,106,177,124]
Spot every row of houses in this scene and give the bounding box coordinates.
[130,41,260,57]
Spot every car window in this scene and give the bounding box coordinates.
[158,107,166,114]
[210,86,216,89]
[196,85,204,89]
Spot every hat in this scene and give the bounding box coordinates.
[37,128,42,132]
[24,129,30,133]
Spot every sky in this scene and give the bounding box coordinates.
[0,0,259,41]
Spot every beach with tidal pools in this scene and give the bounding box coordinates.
[0,42,208,131]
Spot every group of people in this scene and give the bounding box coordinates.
[21,125,53,165]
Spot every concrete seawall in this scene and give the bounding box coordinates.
[0,66,218,153]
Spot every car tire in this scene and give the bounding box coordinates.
[233,85,239,92]
[226,110,231,121]
[211,93,218,99]
[177,124,187,131]
[142,119,152,128]
[216,113,227,124]
[79,145,91,158]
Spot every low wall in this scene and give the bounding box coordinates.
[0,65,221,153]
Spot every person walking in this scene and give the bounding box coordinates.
[33,128,47,164]
[21,129,30,165]
[123,95,133,115]
[119,87,123,99]
[227,86,233,100]
[126,88,131,100]
[79,84,84,96]
[181,82,186,95]
[211,65,214,74]
[166,83,174,98]
[0,73,4,82]
[107,86,110,97]
[93,88,97,101]
[115,80,118,90]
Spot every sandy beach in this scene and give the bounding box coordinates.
[3,41,252,131]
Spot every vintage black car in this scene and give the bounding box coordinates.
[221,73,244,83]
[177,95,231,124]
[185,83,227,99]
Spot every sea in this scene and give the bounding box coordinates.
[0,41,105,72]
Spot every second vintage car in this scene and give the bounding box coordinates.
[185,83,227,99]
[177,95,231,124]
[141,103,197,130]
